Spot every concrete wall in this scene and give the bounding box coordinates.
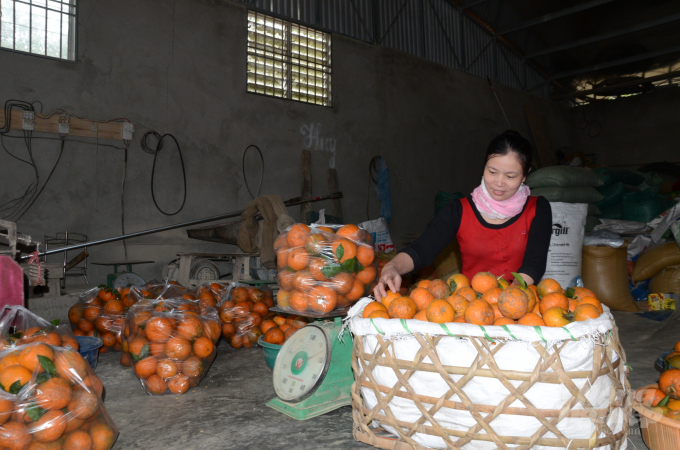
[572,88,680,167]
[0,0,575,286]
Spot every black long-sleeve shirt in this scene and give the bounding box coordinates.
[402,195,552,283]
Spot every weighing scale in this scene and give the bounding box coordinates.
[92,260,153,289]
[266,316,354,420]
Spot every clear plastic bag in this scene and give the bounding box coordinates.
[274,223,378,315]
[0,342,118,449]
[67,286,133,353]
[121,298,221,395]
[0,305,79,352]
[217,283,275,349]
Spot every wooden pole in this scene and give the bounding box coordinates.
[301,150,312,224]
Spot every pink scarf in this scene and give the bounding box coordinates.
[471,178,530,220]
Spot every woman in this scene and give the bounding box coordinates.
[374,130,552,300]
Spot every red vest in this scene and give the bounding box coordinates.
[457,197,537,282]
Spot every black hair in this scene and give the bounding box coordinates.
[484,130,533,177]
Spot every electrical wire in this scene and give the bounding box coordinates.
[14,139,65,221]
[487,77,512,130]
[141,130,187,216]
[242,145,264,199]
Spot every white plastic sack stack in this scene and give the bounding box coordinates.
[348,298,629,450]
[544,202,587,288]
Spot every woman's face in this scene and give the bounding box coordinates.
[483,153,526,201]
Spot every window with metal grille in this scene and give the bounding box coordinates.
[247,11,332,107]
[1,0,77,61]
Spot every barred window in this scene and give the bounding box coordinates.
[1,0,76,61]
[247,11,332,107]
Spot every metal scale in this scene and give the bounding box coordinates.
[267,315,354,420]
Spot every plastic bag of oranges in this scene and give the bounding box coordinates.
[0,305,79,351]
[121,298,221,395]
[275,223,378,315]
[217,283,275,349]
[0,342,118,449]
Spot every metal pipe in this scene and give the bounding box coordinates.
[496,0,615,36]
[553,70,680,100]
[25,193,343,259]
[550,44,680,80]
[526,11,680,59]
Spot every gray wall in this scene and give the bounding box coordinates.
[0,0,575,285]
[572,88,680,168]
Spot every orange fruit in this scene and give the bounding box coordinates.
[18,344,54,373]
[345,279,365,301]
[539,293,569,315]
[231,287,250,303]
[180,356,203,378]
[413,310,428,321]
[641,387,666,407]
[35,377,73,410]
[336,224,360,238]
[83,306,101,322]
[492,304,503,321]
[68,306,83,325]
[668,399,680,411]
[387,297,417,319]
[165,337,192,361]
[445,294,469,318]
[277,247,291,269]
[446,273,470,293]
[356,245,375,267]
[675,341,680,353]
[578,296,603,314]
[356,266,377,285]
[464,299,494,326]
[380,291,401,310]
[331,239,357,263]
[147,375,166,395]
[90,421,116,450]
[498,286,529,320]
[410,288,434,312]
[331,272,354,295]
[287,224,311,247]
[64,430,92,450]
[571,287,596,301]
[31,409,67,443]
[362,302,388,319]
[494,317,516,326]
[156,358,178,379]
[0,421,32,450]
[425,300,455,323]
[145,317,173,343]
[261,320,277,334]
[264,328,285,345]
[455,286,477,302]
[287,248,311,271]
[568,299,578,312]
[481,287,503,306]
[177,316,203,341]
[309,286,338,313]
[0,366,31,393]
[416,280,431,289]
[134,356,158,379]
[542,307,572,327]
[77,319,94,333]
[94,316,113,334]
[317,226,335,234]
[574,304,600,321]
[193,337,214,358]
[304,233,327,256]
[660,369,680,399]
[368,310,390,320]
[471,272,498,294]
[278,269,297,290]
[537,278,563,298]
[427,279,451,299]
[284,327,297,341]
[103,299,124,316]
[0,399,13,425]
[518,313,545,326]
[308,259,330,282]
[293,270,316,292]
[67,389,99,419]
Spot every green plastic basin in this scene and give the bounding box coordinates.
[258,335,282,370]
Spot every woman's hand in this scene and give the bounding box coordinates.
[372,253,414,301]
[374,263,402,301]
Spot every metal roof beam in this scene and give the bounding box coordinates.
[526,12,680,59]
[496,0,615,36]
[461,0,493,10]
[550,44,680,80]
[553,70,680,100]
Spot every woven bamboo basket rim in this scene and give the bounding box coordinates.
[358,352,621,383]
[358,379,611,418]
[633,384,680,429]
[354,402,627,448]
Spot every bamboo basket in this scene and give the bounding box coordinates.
[351,325,631,450]
[633,384,680,450]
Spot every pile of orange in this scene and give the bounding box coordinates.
[218,284,275,349]
[0,306,79,352]
[638,341,680,420]
[262,315,309,345]
[366,271,604,327]
[0,342,117,449]
[120,298,221,395]
[275,224,378,315]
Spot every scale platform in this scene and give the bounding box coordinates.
[266,316,354,420]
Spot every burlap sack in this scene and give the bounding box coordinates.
[631,242,680,282]
[582,244,638,312]
[649,265,680,297]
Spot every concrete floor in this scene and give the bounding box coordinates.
[93,311,678,450]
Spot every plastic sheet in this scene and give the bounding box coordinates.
[274,223,378,315]
[122,298,221,395]
[216,283,274,349]
[0,306,79,351]
[525,166,603,188]
[0,342,117,448]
